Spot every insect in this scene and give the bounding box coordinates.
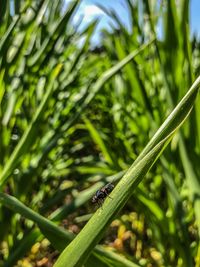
[92,183,114,207]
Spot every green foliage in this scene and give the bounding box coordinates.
[0,0,200,267]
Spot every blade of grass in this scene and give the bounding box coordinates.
[83,116,114,165]
[60,38,156,133]
[53,76,200,267]
[93,246,141,267]
[179,136,200,236]
[28,39,155,172]
[0,63,63,188]
[0,192,140,267]
[161,157,193,266]
[0,192,74,247]
[4,229,42,267]
[0,15,20,54]
[27,0,79,67]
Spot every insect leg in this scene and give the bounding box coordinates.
[97,199,102,209]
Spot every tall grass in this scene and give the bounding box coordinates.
[0,1,200,267]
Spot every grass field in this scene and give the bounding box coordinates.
[0,1,200,266]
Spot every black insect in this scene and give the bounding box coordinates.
[92,183,114,206]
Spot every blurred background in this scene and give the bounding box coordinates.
[0,0,200,266]
[68,0,200,44]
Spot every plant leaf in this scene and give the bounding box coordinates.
[54,76,200,267]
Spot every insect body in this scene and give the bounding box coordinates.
[92,183,114,206]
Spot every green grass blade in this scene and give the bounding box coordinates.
[136,187,164,221]
[27,0,79,67]
[0,192,74,247]
[4,229,42,267]
[53,76,200,267]
[133,76,200,164]
[0,15,20,53]
[34,39,155,165]
[93,246,141,267]
[0,192,139,267]
[83,116,114,165]
[0,64,63,188]
[179,136,200,236]
[65,39,155,131]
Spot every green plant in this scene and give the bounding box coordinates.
[0,1,200,267]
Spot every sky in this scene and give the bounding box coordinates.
[71,0,200,44]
